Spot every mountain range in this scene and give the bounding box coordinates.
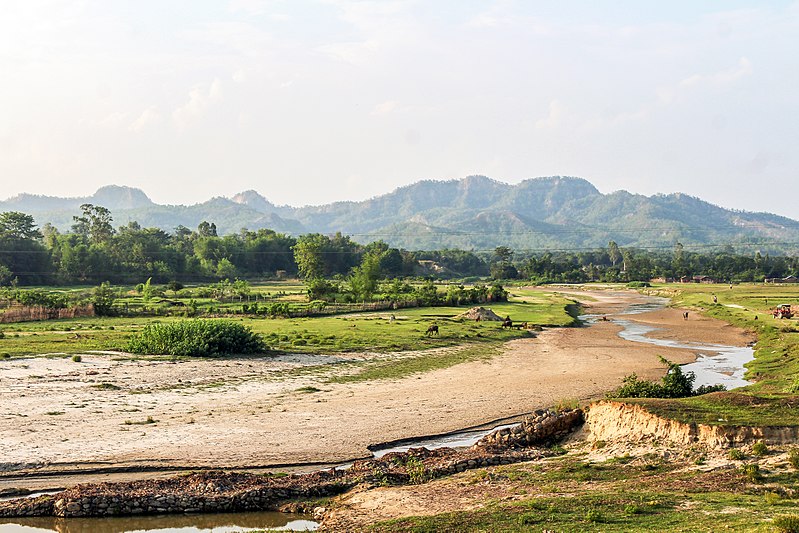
[3,176,799,252]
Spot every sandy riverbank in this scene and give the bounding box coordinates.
[0,290,753,490]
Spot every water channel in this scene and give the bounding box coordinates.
[582,294,754,389]
[0,294,754,532]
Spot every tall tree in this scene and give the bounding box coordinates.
[72,204,115,244]
[293,234,326,280]
[0,212,42,240]
[607,241,621,267]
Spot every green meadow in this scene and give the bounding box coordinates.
[0,284,577,359]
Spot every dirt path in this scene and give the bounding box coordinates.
[0,290,753,491]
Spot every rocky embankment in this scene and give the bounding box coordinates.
[586,400,799,448]
[476,408,584,449]
[0,410,585,519]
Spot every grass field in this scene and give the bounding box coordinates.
[364,453,799,532]
[0,286,577,359]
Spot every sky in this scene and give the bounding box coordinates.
[1,1,798,216]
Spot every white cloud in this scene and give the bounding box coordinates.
[316,0,420,65]
[371,100,399,116]
[316,39,381,65]
[228,0,283,16]
[679,57,753,89]
[129,107,162,132]
[173,79,223,131]
[535,100,563,129]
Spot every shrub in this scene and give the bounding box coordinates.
[0,331,4,339]
[752,441,768,456]
[71,355,82,362]
[774,514,799,533]
[610,357,726,399]
[789,448,799,470]
[405,457,432,485]
[126,320,267,357]
[585,509,605,523]
[626,281,650,288]
[728,448,744,461]
[741,463,762,482]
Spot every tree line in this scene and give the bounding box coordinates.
[1,207,798,288]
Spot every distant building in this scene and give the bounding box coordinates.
[679,275,717,284]
[416,260,447,275]
[693,275,717,284]
[765,275,799,284]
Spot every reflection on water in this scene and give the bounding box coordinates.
[0,512,318,533]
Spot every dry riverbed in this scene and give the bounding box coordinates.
[0,290,753,491]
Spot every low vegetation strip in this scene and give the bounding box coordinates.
[620,393,799,428]
[125,320,267,357]
[326,344,503,384]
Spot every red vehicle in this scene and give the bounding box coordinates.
[773,304,793,319]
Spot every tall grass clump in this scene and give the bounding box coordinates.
[126,320,267,357]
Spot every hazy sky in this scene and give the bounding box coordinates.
[1,1,797,216]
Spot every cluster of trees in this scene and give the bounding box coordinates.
[0,206,492,287]
[3,206,799,289]
[509,241,799,284]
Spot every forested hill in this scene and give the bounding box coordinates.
[4,176,799,252]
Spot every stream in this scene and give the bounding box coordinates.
[0,294,754,532]
[582,294,754,389]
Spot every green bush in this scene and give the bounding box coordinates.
[126,320,267,357]
[71,355,82,362]
[774,514,799,533]
[626,281,651,288]
[752,441,768,456]
[741,463,762,482]
[728,448,744,460]
[789,448,799,470]
[610,357,726,399]
[405,456,432,485]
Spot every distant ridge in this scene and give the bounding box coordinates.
[3,176,799,252]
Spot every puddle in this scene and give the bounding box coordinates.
[0,512,318,532]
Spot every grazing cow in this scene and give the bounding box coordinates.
[683,311,689,321]
[502,316,513,329]
[426,324,439,336]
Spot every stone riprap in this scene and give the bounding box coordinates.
[476,408,584,449]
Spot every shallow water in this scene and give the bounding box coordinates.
[0,512,318,533]
[614,318,753,389]
[370,422,519,458]
[583,294,753,389]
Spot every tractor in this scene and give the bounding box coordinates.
[773,304,793,319]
